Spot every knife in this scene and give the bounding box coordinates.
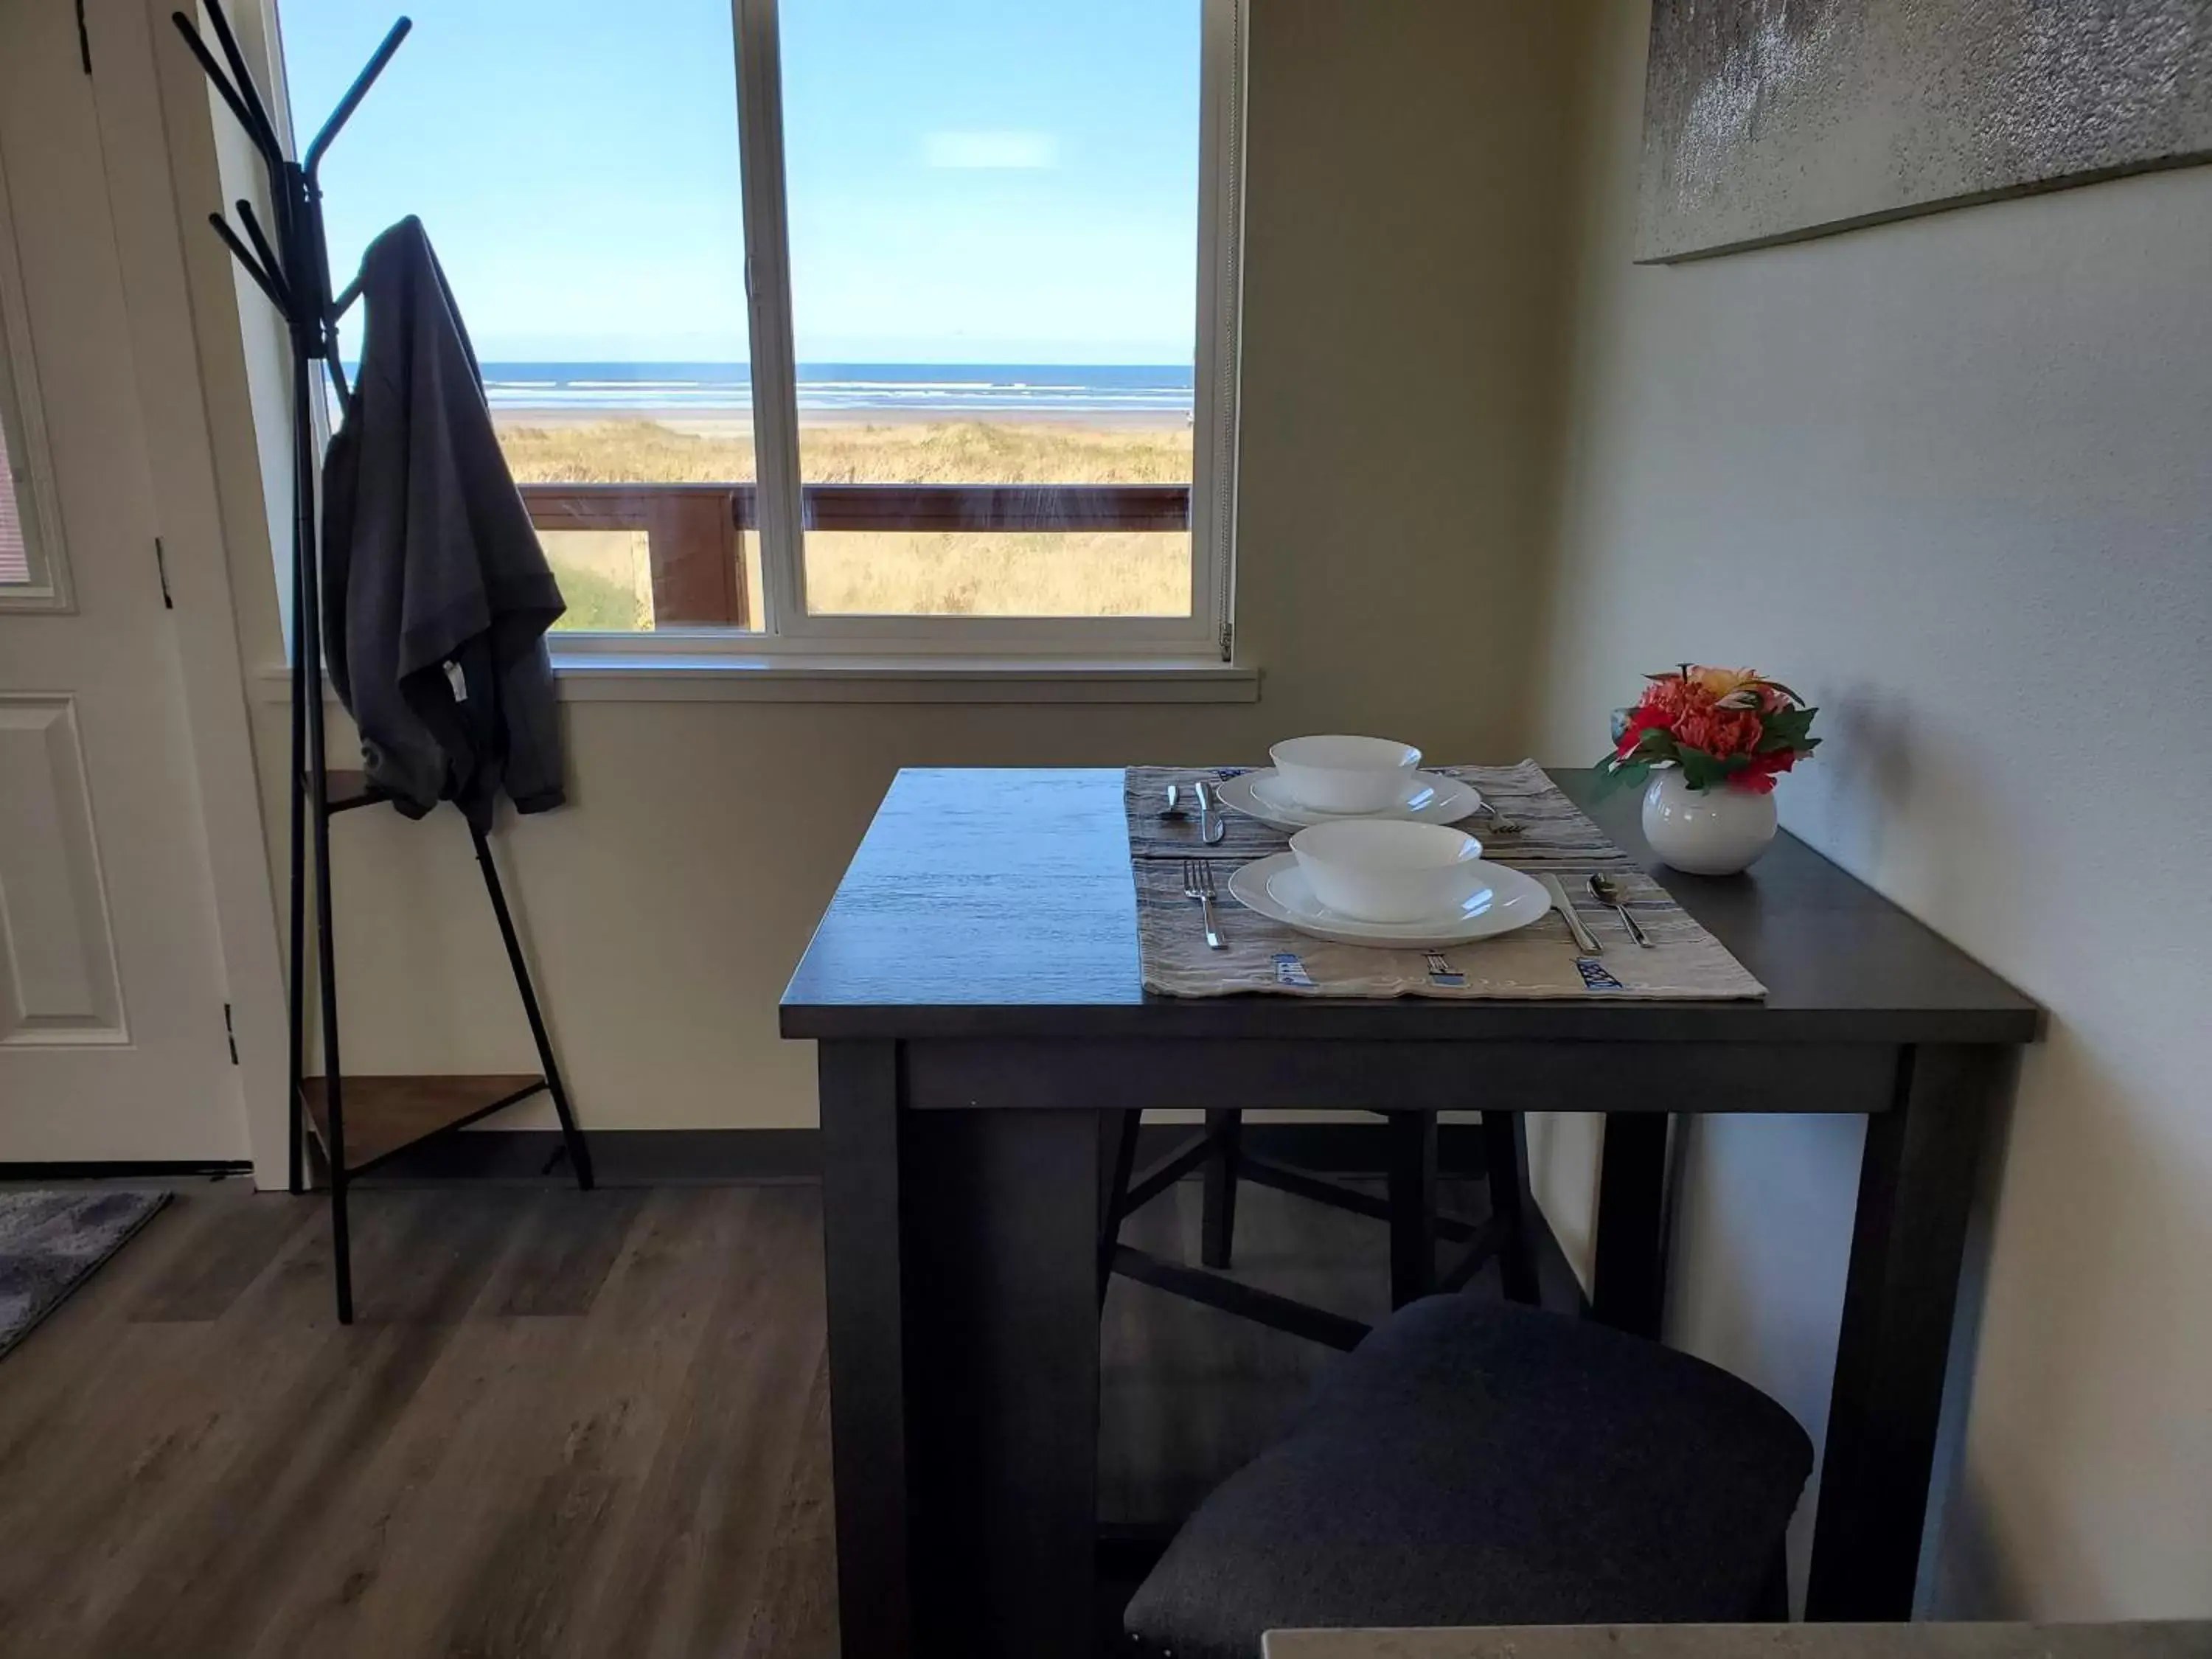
[1192,777,1227,846]
[1542,873,1603,956]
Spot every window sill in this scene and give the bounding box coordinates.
[552,653,1259,703]
[257,655,1259,706]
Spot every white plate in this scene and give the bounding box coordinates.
[1226,852,1552,948]
[1217,768,1482,831]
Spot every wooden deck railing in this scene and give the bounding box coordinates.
[520,480,1191,627]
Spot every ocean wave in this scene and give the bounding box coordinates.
[474,363,1194,417]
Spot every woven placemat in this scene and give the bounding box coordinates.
[1127,761,1765,1001]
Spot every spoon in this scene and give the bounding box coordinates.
[1587,873,1652,947]
[1158,782,1187,819]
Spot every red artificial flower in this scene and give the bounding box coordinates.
[1731,748,1798,794]
[1601,666,1819,793]
[1613,706,1667,759]
[1614,675,1697,758]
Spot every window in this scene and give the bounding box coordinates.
[282,0,761,634]
[0,153,63,611]
[0,408,30,591]
[275,0,1240,659]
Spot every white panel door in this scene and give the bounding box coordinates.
[0,0,246,1161]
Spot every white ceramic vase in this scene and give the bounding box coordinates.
[1641,768,1777,875]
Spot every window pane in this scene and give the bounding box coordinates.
[538,530,652,632]
[279,0,755,632]
[805,531,1188,618]
[0,411,32,588]
[780,0,1200,618]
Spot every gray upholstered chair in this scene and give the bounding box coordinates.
[1122,1293,1814,1658]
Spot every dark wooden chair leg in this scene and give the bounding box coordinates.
[1591,1112,1669,1338]
[1098,1108,1142,1307]
[1481,1110,1540,1305]
[1387,1110,1439,1307]
[1200,1107,1242,1268]
[1754,1540,1791,1621]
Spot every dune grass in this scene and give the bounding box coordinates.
[541,544,653,631]
[801,529,1188,617]
[498,417,1194,622]
[495,416,1192,487]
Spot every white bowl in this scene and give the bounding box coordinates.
[1267,734,1424,814]
[1289,820,1486,924]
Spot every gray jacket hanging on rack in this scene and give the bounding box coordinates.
[321,215,566,833]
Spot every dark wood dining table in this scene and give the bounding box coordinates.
[779,767,2042,1659]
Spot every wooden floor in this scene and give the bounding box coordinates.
[0,1171,1491,1658]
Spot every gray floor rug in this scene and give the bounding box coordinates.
[0,1189,170,1360]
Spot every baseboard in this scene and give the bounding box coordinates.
[0,1160,253,1181]
[357,1128,824,1185]
[357,1120,1498,1186]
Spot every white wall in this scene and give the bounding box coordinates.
[1531,1,2212,1618]
[202,1,1591,1133]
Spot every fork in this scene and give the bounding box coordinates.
[1182,858,1224,950]
[1470,799,1524,835]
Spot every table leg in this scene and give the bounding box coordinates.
[899,1100,1105,1658]
[1591,1112,1669,1338]
[818,1040,914,1659]
[1388,1110,1439,1307]
[1806,1044,2008,1621]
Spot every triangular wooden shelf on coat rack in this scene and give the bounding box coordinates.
[299,1074,547,1175]
[176,0,594,1324]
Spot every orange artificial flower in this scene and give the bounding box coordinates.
[1604,664,1820,793]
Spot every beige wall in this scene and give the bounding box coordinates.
[1531,1,2212,1620]
[231,1,1591,1130]
[156,0,2212,1623]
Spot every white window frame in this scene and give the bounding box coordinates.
[0,133,72,614]
[256,0,1243,671]
[597,0,1245,663]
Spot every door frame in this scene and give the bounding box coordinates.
[58,0,296,1186]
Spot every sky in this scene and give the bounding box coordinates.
[281,0,1203,365]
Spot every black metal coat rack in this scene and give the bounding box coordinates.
[175,0,594,1324]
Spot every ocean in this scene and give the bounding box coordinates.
[474,362,1194,419]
